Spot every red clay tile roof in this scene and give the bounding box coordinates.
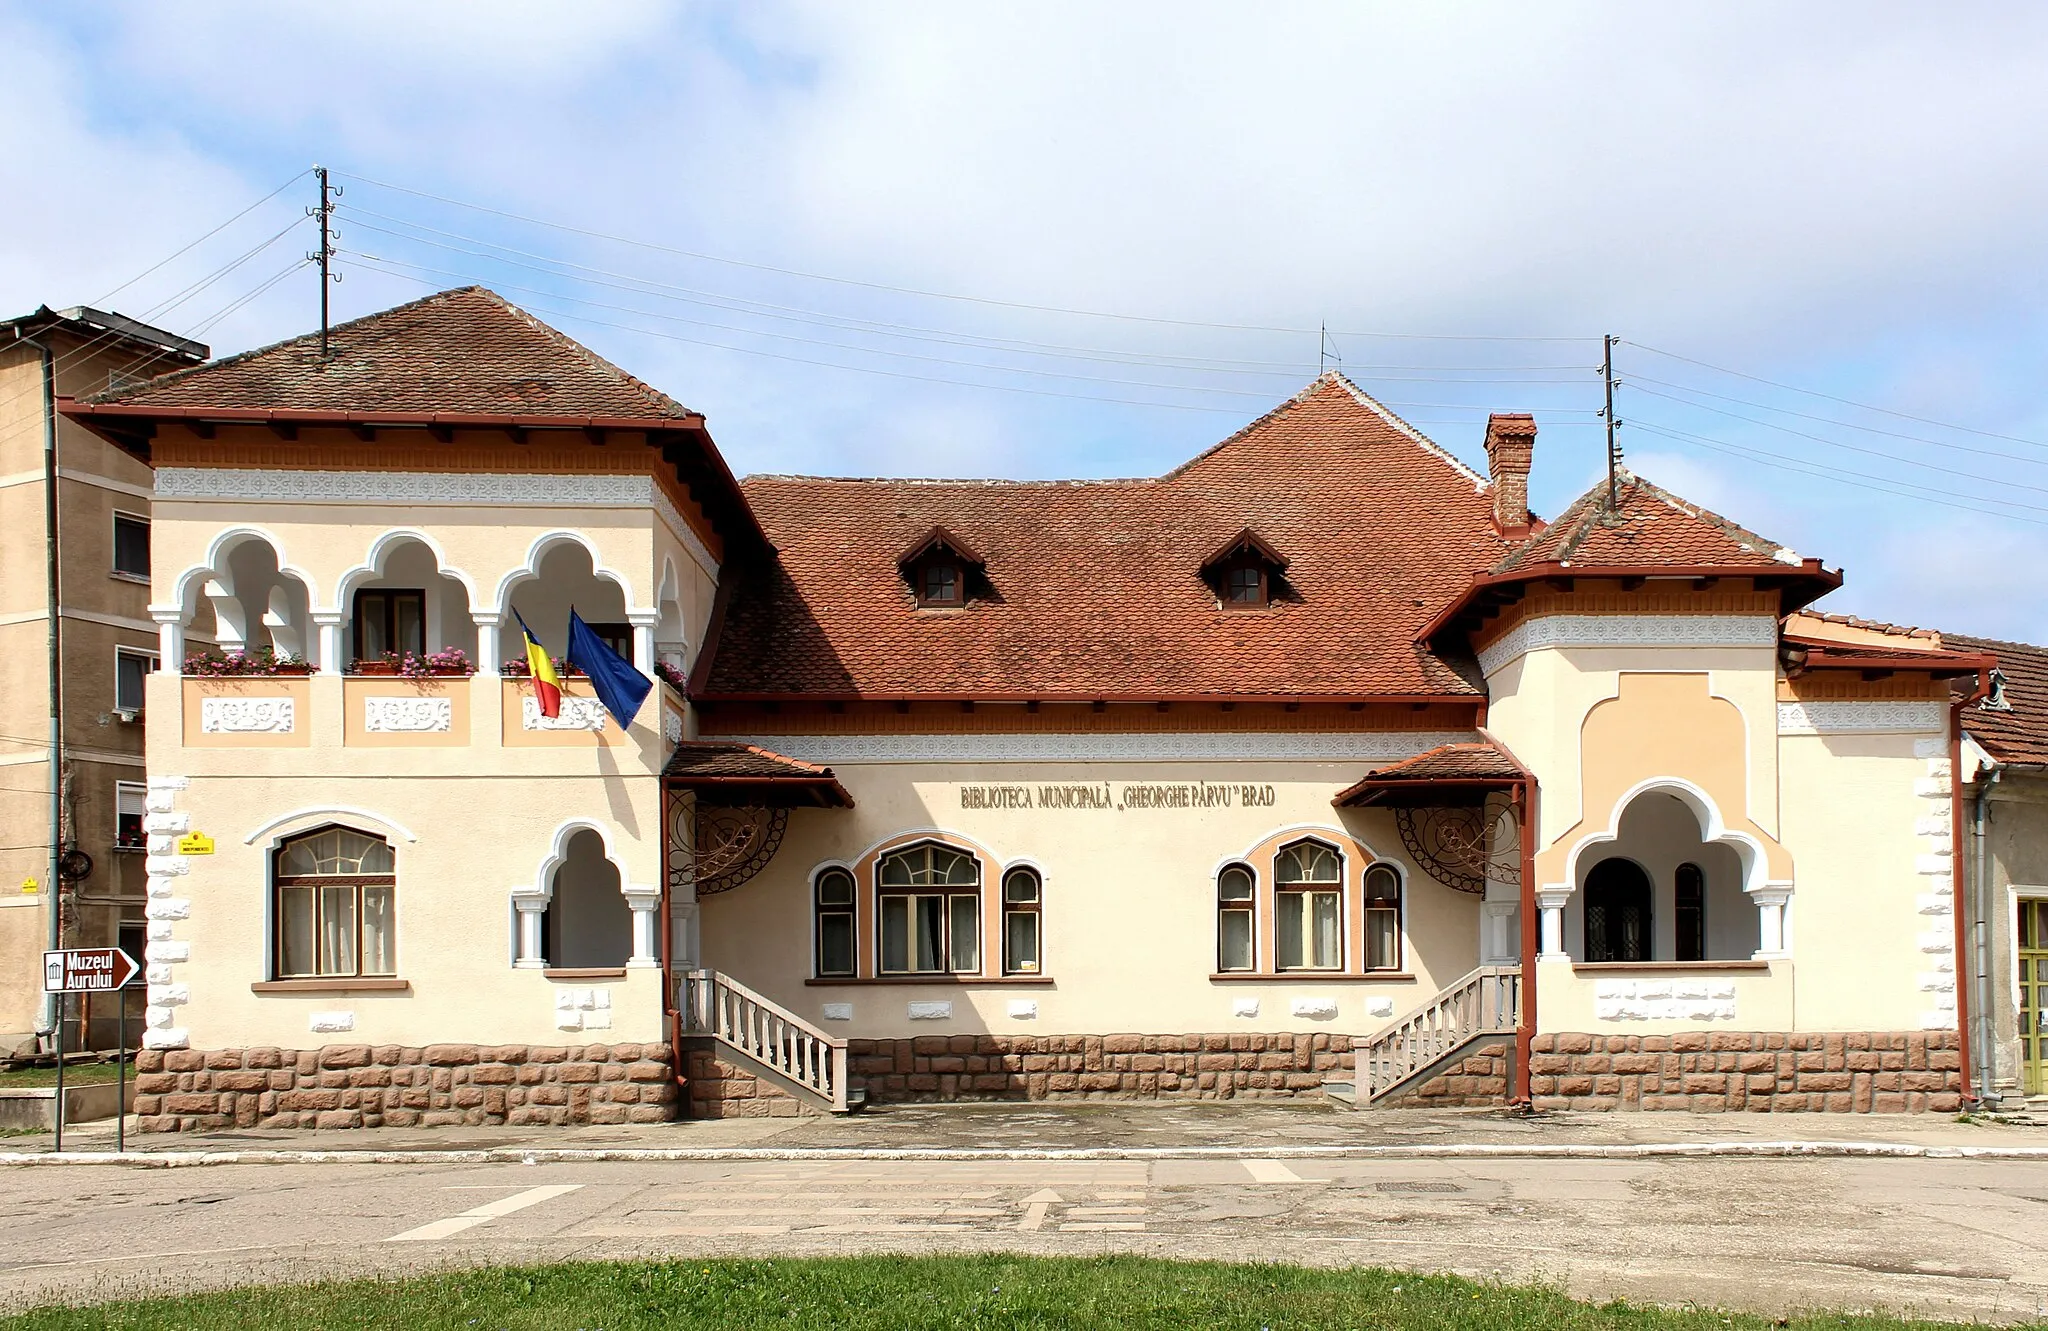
[1794,610,1941,642]
[83,286,694,420]
[1492,469,1801,574]
[1949,633,2048,767]
[661,742,853,806]
[701,375,1510,699]
[1332,740,1526,806]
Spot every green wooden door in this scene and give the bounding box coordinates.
[2020,901,2048,1097]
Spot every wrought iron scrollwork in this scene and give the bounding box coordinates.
[1394,802,1521,896]
[667,786,789,897]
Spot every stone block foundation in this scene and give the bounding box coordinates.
[131,1042,676,1132]
[1527,1030,1963,1112]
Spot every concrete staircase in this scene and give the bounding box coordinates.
[1327,966,1520,1108]
[674,969,862,1114]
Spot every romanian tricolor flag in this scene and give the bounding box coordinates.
[512,610,561,718]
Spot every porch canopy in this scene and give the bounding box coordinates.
[661,741,854,808]
[1333,740,1527,809]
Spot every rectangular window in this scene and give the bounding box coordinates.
[1001,869,1041,975]
[1217,865,1255,972]
[111,512,149,579]
[117,921,146,987]
[814,869,856,977]
[1277,890,1342,970]
[1675,865,1706,963]
[879,892,979,975]
[114,648,157,713]
[352,588,426,662]
[1363,866,1402,971]
[114,782,146,850]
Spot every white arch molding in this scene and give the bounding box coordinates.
[241,806,421,847]
[159,526,321,668]
[507,819,661,970]
[1542,775,1794,961]
[331,527,481,609]
[488,529,651,618]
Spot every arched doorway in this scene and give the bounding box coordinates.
[1584,858,1652,962]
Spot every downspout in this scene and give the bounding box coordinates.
[1514,776,1537,1107]
[1950,677,1990,1106]
[17,331,62,1042]
[1971,765,2000,1102]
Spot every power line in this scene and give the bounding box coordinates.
[339,205,1598,382]
[1626,339,2048,453]
[344,245,1600,407]
[86,170,311,309]
[337,170,1590,344]
[344,253,1602,421]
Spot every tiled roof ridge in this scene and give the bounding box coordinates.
[1788,610,1939,641]
[85,285,694,418]
[1496,466,1797,572]
[83,284,473,404]
[743,473,1159,489]
[1621,470,1795,561]
[668,739,835,776]
[1943,629,2048,653]
[1162,371,1487,489]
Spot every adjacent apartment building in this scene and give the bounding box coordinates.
[1,307,207,1054]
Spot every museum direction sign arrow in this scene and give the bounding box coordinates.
[42,946,139,993]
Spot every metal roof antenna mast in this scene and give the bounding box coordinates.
[308,164,342,359]
[1600,332,1623,516]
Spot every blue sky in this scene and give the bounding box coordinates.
[5,4,2046,639]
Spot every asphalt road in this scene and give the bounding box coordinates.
[3,1154,2046,1322]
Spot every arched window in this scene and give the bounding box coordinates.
[274,826,395,979]
[1675,863,1706,963]
[1363,863,1402,971]
[877,842,980,974]
[1585,858,1652,962]
[1275,839,1343,970]
[1217,863,1256,971]
[1002,867,1042,975]
[815,868,856,978]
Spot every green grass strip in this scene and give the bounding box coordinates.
[0,1255,2024,1330]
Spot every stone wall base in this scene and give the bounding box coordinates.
[1529,1030,1962,1112]
[132,1042,677,1131]
[850,1032,1352,1105]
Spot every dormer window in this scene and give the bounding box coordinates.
[920,561,962,607]
[1201,528,1288,610]
[899,525,984,610]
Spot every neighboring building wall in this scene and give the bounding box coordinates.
[1977,771,2048,1100]
[0,326,192,1052]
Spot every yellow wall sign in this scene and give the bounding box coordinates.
[20,876,36,894]
[176,832,215,855]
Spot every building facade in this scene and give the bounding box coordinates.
[61,287,1985,1129]
[1,307,207,1054]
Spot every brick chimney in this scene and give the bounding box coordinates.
[1484,413,1537,538]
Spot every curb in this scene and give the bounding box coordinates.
[3,1140,2046,1167]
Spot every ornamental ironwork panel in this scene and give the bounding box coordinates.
[1394,803,1521,896]
[667,786,790,897]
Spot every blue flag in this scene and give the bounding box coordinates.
[566,609,652,731]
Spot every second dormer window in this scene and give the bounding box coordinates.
[920,561,962,607]
[1225,562,1265,606]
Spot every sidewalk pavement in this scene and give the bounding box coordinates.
[6,1100,2047,1164]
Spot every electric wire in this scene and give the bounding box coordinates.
[85,170,312,309]
[338,202,1597,379]
[343,244,1600,407]
[1626,340,2048,453]
[338,171,1591,343]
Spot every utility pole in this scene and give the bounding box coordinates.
[1601,333,1622,511]
[309,165,340,358]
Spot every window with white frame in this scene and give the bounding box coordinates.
[114,782,146,851]
[1217,863,1256,971]
[815,867,856,977]
[114,647,157,714]
[273,826,396,979]
[1363,863,1402,971]
[111,512,149,580]
[877,842,979,974]
[1275,839,1343,970]
[1001,866,1041,974]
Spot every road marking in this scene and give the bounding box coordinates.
[385,1184,583,1243]
[1243,1158,1320,1183]
[1017,1187,1062,1231]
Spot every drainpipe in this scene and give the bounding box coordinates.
[1950,677,1990,1107]
[1971,767,2001,1102]
[1514,776,1537,1107]
[16,330,63,1042]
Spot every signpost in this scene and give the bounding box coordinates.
[42,947,139,1153]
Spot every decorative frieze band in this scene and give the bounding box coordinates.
[1775,701,1946,735]
[363,696,453,733]
[523,696,610,732]
[199,697,295,734]
[1477,614,1778,677]
[721,730,1478,765]
[154,469,718,577]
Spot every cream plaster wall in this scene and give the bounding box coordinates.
[697,761,1485,1039]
